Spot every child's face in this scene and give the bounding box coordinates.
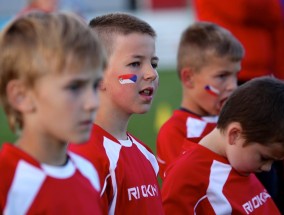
[189,56,240,116]
[227,141,284,176]
[29,64,102,144]
[103,33,159,115]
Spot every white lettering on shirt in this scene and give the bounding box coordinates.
[128,184,159,201]
[242,190,271,214]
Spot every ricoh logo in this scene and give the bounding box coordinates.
[242,190,271,214]
[128,184,159,201]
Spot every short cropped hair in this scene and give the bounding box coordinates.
[217,77,284,146]
[0,11,105,131]
[89,12,156,57]
[177,21,244,79]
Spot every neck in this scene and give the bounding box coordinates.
[16,128,68,166]
[199,128,226,157]
[95,107,130,140]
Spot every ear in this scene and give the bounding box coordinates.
[6,80,35,113]
[180,67,194,88]
[227,122,242,146]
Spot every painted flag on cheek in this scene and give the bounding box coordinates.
[118,74,137,84]
[204,85,220,96]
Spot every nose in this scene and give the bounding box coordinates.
[226,76,238,92]
[84,89,99,112]
[143,66,158,82]
[260,161,273,172]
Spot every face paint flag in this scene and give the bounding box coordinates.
[204,85,220,96]
[118,74,137,84]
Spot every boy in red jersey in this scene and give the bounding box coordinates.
[156,22,244,180]
[0,12,105,214]
[69,13,164,215]
[162,76,284,214]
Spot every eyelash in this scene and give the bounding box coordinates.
[67,83,82,91]
[129,62,158,69]
[93,78,102,91]
[260,156,270,161]
[152,63,158,69]
[129,62,140,67]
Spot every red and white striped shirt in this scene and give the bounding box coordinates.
[69,124,164,215]
[156,109,218,180]
[162,143,280,215]
[0,143,102,215]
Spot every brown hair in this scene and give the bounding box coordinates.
[0,11,105,131]
[89,12,156,57]
[177,21,244,79]
[217,76,284,146]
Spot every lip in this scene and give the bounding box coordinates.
[139,87,155,102]
[79,120,93,128]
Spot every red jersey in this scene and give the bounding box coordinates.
[156,109,217,179]
[0,143,102,215]
[69,124,164,215]
[162,144,280,215]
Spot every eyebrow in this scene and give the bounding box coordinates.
[132,55,159,61]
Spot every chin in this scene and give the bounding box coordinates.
[70,133,91,144]
[136,109,150,114]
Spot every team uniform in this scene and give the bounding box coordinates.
[69,124,164,215]
[162,143,281,215]
[156,108,218,179]
[0,143,102,215]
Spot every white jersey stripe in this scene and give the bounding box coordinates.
[103,137,122,215]
[4,160,46,215]
[186,116,218,138]
[132,138,159,175]
[207,160,232,214]
[69,152,100,191]
[186,118,207,138]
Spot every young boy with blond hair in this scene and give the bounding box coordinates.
[0,11,105,214]
[162,76,284,214]
[156,22,244,180]
[69,12,164,215]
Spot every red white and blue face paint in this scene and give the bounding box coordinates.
[204,85,220,96]
[118,74,137,84]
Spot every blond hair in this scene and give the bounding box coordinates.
[0,11,105,131]
[177,21,244,79]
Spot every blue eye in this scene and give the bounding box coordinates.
[152,63,158,69]
[129,62,140,67]
[67,83,81,91]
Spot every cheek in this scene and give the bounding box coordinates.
[230,151,259,172]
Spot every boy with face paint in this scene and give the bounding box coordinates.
[156,22,244,180]
[162,77,284,214]
[69,13,164,215]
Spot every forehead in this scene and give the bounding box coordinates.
[198,54,241,74]
[55,53,103,75]
[111,33,155,55]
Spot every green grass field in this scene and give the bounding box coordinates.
[0,70,181,154]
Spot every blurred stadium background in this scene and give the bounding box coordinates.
[0,0,195,153]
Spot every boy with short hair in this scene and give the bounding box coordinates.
[0,12,105,214]
[156,22,244,180]
[162,76,284,214]
[69,13,164,214]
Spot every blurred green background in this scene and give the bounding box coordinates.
[0,70,181,154]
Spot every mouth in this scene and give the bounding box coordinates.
[80,120,93,127]
[139,87,154,96]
